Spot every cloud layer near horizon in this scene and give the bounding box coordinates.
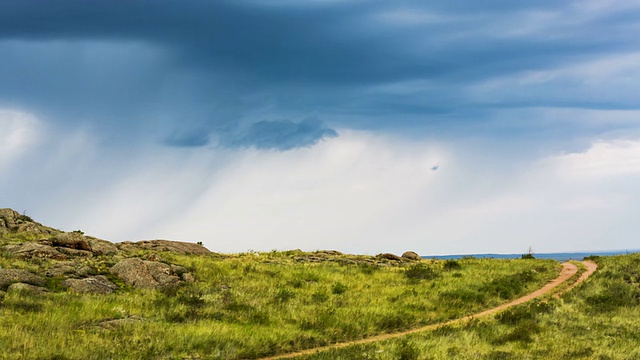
[2,110,639,254]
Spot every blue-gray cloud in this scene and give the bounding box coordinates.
[222,118,338,151]
[1,0,640,149]
[164,130,210,148]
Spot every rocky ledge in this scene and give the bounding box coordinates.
[0,208,210,295]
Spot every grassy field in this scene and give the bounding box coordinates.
[298,254,640,360]
[0,235,560,359]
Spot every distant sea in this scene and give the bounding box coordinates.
[423,250,639,262]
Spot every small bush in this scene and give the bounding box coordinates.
[443,259,462,271]
[404,264,439,281]
[332,282,348,295]
[358,262,378,275]
[481,270,536,299]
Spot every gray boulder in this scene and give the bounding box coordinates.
[0,269,45,290]
[401,251,421,261]
[377,253,403,261]
[110,258,181,289]
[45,263,76,278]
[50,232,92,251]
[87,238,119,256]
[63,276,118,294]
[4,242,67,260]
[118,239,211,255]
[7,282,50,295]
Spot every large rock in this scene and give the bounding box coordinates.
[45,263,76,278]
[87,238,119,256]
[377,253,403,261]
[4,242,67,260]
[401,251,421,261]
[0,269,45,290]
[118,240,211,255]
[7,283,49,295]
[50,232,92,251]
[110,258,181,289]
[63,276,118,294]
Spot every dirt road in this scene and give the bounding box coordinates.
[260,261,597,360]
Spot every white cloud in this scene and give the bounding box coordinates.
[0,110,41,168]
[3,123,640,256]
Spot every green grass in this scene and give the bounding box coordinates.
[0,241,560,359]
[298,253,640,360]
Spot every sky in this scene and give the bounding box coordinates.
[2,0,640,255]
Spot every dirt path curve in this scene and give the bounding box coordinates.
[259,261,597,360]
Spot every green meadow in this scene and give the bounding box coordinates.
[299,254,640,360]
[0,230,560,359]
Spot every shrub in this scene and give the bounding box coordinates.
[404,264,439,281]
[443,259,461,271]
[481,270,536,299]
[332,282,348,295]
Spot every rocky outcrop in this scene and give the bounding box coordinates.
[110,258,184,289]
[0,208,60,236]
[0,269,45,290]
[377,253,403,261]
[63,276,118,294]
[4,242,67,260]
[401,251,421,261]
[118,240,211,255]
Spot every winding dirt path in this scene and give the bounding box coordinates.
[259,261,597,360]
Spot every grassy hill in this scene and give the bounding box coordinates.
[0,208,577,359]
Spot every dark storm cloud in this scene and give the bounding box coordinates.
[222,118,338,151]
[1,0,640,148]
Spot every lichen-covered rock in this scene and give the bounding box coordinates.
[4,242,67,260]
[401,251,421,261]
[45,263,76,278]
[63,276,118,294]
[50,232,92,251]
[110,258,181,289]
[55,247,93,258]
[7,282,50,295]
[0,269,45,290]
[99,316,143,329]
[87,237,119,256]
[377,253,403,261]
[118,239,211,255]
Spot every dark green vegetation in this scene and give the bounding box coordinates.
[299,254,640,360]
[0,210,561,359]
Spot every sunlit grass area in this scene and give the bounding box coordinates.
[299,254,640,360]
[0,240,559,359]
